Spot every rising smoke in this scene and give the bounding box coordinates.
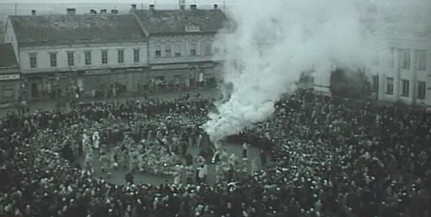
[203,0,380,144]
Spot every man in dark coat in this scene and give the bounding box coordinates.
[61,143,75,162]
[125,171,134,185]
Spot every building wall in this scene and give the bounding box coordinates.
[374,37,431,107]
[148,34,222,64]
[18,42,148,73]
[16,42,150,99]
[147,34,223,88]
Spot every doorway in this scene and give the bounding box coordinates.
[31,83,39,98]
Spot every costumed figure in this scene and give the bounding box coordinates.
[92,131,100,151]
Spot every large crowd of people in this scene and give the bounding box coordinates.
[1,89,430,217]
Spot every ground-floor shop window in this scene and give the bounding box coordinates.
[2,85,14,98]
[77,78,84,91]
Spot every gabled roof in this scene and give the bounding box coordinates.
[133,9,226,36]
[0,43,18,69]
[9,14,146,47]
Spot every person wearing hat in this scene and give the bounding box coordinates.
[125,171,134,185]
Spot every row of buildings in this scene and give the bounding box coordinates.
[0,1,430,109]
[0,3,225,104]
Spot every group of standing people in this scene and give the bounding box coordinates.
[1,89,431,217]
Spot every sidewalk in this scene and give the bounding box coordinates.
[0,88,219,117]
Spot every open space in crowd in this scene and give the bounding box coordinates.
[1,89,431,217]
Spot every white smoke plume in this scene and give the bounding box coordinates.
[204,0,380,144]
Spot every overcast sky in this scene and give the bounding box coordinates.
[0,0,226,4]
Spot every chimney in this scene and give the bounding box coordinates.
[179,0,186,10]
[111,9,118,14]
[149,4,155,10]
[100,9,107,14]
[31,10,36,15]
[213,4,218,9]
[90,9,97,14]
[190,4,197,10]
[67,8,76,15]
[130,4,137,11]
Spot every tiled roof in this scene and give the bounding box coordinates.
[10,14,146,47]
[0,43,18,69]
[134,9,226,36]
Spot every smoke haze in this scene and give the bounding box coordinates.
[204,0,380,143]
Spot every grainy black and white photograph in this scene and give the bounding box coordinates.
[0,0,430,216]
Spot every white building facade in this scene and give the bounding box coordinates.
[374,39,430,106]
[4,11,149,99]
[18,42,148,98]
[133,5,225,90]
[368,1,431,108]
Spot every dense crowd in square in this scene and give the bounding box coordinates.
[0,90,430,217]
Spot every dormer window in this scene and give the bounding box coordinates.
[185,23,200,32]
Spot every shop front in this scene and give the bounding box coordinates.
[0,73,21,104]
[83,67,149,97]
[149,62,219,91]
[24,67,149,100]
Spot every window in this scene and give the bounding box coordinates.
[118,50,124,63]
[155,45,161,58]
[401,49,411,69]
[2,85,14,98]
[214,47,220,54]
[416,50,427,70]
[101,50,108,64]
[417,81,426,100]
[50,53,57,67]
[372,75,379,92]
[185,23,200,32]
[175,44,181,57]
[133,49,140,62]
[165,44,171,57]
[205,42,212,56]
[155,76,164,85]
[190,43,197,56]
[401,79,409,97]
[175,75,183,84]
[386,77,394,95]
[29,53,37,68]
[67,52,74,66]
[389,48,394,68]
[85,51,92,65]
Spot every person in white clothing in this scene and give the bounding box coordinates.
[82,131,91,156]
[242,143,249,160]
[197,164,208,183]
[92,131,100,151]
[251,157,259,175]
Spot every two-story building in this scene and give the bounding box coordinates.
[132,4,226,90]
[0,43,21,105]
[369,2,431,108]
[4,9,148,99]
